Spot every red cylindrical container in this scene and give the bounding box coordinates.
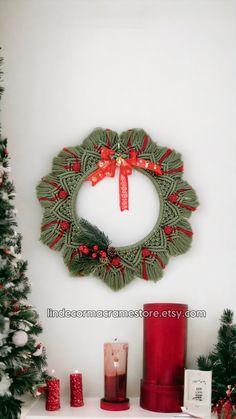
[46,378,60,411]
[70,372,84,407]
[140,303,187,412]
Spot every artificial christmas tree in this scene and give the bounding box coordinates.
[198,309,236,418]
[0,55,48,419]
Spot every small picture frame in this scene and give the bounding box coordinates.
[183,369,212,418]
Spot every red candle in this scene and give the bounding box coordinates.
[46,376,60,411]
[70,371,84,407]
[140,303,187,413]
[100,340,129,411]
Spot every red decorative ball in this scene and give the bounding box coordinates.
[168,194,178,204]
[92,253,97,259]
[72,162,81,171]
[60,221,70,230]
[13,302,20,312]
[93,245,99,251]
[37,385,47,394]
[100,251,107,258]
[164,225,173,235]
[59,190,68,199]
[142,248,151,258]
[111,257,121,266]
[82,246,89,255]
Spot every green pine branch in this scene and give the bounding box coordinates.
[77,218,111,249]
[0,54,49,419]
[0,396,22,419]
[197,309,236,405]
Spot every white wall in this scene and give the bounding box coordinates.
[0,0,236,398]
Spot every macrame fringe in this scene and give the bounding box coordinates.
[52,146,83,173]
[95,264,134,291]
[163,218,193,256]
[168,181,199,218]
[36,174,70,209]
[82,128,119,151]
[143,261,164,282]
[40,211,69,251]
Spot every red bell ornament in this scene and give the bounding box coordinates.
[140,303,187,412]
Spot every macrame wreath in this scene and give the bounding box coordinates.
[36,128,199,291]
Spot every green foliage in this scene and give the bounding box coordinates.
[77,218,110,249]
[70,255,98,276]
[197,309,236,405]
[0,56,48,419]
[0,396,22,419]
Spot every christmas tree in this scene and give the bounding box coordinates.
[198,309,236,412]
[0,55,48,418]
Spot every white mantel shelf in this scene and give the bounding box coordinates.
[23,397,194,419]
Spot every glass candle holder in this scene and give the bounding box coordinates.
[100,340,129,411]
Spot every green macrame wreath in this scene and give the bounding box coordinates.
[36,128,199,291]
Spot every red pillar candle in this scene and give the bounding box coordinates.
[46,377,60,411]
[70,371,84,407]
[140,303,187,413]
[100,340,130,411]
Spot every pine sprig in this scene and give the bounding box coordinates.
[70,255,97,276]
[77,218,110,249]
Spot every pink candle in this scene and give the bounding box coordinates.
[70,371,84,407]
[46,375,60,411]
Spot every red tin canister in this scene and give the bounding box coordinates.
[140,303,187,412]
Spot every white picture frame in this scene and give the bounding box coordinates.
[183,369,212,418]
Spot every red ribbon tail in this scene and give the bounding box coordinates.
[119,172,129,211]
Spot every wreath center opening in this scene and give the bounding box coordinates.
[76,170,160,247]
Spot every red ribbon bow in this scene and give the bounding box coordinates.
[86,147,162,211]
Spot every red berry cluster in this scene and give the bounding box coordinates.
[78,245,107,259]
